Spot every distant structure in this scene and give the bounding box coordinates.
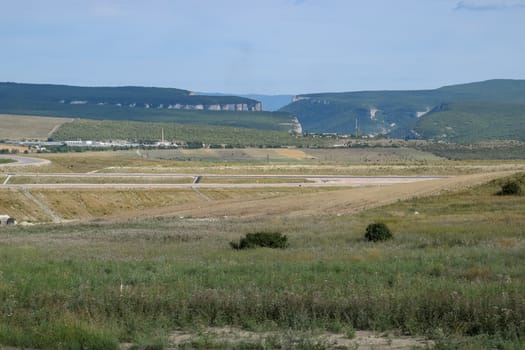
[156,127,177,148]
[0,215,16,226]
[355,118,359,138]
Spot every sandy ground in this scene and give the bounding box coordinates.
[162,326,433,350]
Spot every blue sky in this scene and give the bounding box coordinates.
[1,0,524,94]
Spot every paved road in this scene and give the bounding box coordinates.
[0,155,50,167]
[2,173,446,189]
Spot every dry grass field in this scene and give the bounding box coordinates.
[0,114,73,140]
[111,171,516,222]
[5,149,524,176]
[1,149,525,224]
[0,144,30,153]
[8,175,194,185]
[0,189,51,221]
[0,149,524,349]
[132,147,443,164]
[0,186,343,223]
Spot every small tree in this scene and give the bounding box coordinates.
[365,222,393,242]
[497,180,522,196]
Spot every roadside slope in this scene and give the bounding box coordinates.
[108,171,517,221]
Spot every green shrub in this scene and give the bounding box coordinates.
[365,223,393,242]
[497,180,522,196]
[0,320,119,350]
[230,231,288,250]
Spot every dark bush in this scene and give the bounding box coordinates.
[497,180,522,196]
[365,223,393,242]
[230,231,288,250]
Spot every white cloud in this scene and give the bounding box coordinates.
[456,0,525,10]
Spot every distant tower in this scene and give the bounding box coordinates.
[161,128,165,143]
[355,118,359,138]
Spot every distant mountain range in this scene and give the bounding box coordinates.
[280,79,525,143]
[0,82,262,112]
[0,82,297,132]
[2,80,525,143]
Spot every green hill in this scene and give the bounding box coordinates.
[0,82,296,132]
[281,79,525,142]
[435,79,525,104]
[414,102,525,143]
[0,82,259,109]
[281,90,445,136]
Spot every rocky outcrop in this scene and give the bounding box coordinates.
[291,116,303,134]
[167,102,262,111]
[61,100,263,112]
[279,116,303,134]
[416,107,431,118]
[369,108,379,120]
[292,96,310,103]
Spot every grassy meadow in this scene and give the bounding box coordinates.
[0,171,524,349]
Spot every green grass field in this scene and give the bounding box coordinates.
[0,172,523,349]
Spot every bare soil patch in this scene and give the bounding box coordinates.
[166,326,433,349]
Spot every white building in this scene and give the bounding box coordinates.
[0,215,16,226]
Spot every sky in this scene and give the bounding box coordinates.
[1,0,524,94]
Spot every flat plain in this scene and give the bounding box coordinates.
[0,149,524,349]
